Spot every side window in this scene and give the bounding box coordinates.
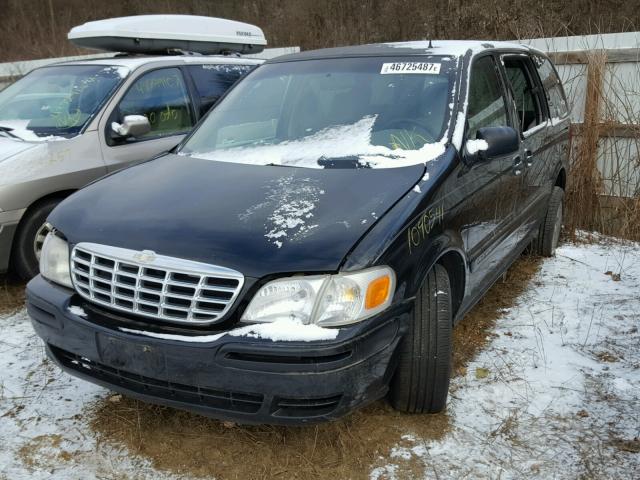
[115,68,194,141]
[533,55,569,119]
[187,64,255,116]
[466,56,509,140]
[502,57,546,133]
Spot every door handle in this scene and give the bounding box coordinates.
[513,156,523,176]
[525,149,533,167]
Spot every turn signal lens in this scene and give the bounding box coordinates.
[365,275,391,310]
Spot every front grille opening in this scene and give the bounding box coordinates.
[201,290,233,301]
[168,284,195,296]
[192,313,217,320]
[94,269,113,281]
[171,272,199,284]
[95,257,115,268]
[116,286,135,298]
[197,301,225,312]
[139,304,159,314]
[274,395,342,418]
[115,298,134,309]
[224,350,352,365]
[93,280,111,292]
[76,263,90,273]
[139,291,161,303]
[141,280,162,291]
[206,277,239,288]
[119,263,139,274]
[166,297,191,308]
[50,345,263,414]
[76,250,91,261]
[117,275,136,286]
[164,308,188,319]
[144,268,166,280]
[95,291,110,303]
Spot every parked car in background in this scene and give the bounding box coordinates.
[28,40,570,424]
[0,15,265,279]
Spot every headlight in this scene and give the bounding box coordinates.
[241,266,395,327]
[39,232,73,288]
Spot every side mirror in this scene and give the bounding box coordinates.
[464,126,519,163]
[111,115,151,139]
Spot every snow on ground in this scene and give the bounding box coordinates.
[373,239,640,479]
[1,238,639,479]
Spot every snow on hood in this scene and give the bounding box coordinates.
[184,116,447,169]
[239,175,325,249]
[0,120,67,142]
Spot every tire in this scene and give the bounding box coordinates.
[12,198,60,281]
[537,186,564,257]
[389,263,452,413]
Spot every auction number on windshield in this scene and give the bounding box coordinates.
[380,62,441,74]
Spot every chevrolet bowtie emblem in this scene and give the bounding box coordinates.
[133,250,156,264]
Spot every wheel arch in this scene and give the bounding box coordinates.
[10,189,76,255]
[555,167,567,190]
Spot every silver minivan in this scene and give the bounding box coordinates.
[0,54,261,279]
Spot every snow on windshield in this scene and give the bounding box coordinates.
[183,116,448,169]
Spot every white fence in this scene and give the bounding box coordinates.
[520,32,640,197]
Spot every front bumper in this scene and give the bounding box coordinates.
[27,275,410,425]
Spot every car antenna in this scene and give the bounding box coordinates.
[428,39,434,48]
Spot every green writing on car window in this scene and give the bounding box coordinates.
[407,204,445,255]
[135,76,179,95]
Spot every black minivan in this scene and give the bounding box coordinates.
[27,40,570,424]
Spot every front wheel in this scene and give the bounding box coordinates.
[389,264,452,413]
[12,199,60,281]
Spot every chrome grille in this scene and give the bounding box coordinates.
[70,243,244,325]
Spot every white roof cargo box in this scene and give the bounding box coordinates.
[68,15,267,55]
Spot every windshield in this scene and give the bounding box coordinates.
[0,64,128,141]
[179,56,456,168]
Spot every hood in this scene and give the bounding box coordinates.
[0,136,40,164]
[50,154,425,278]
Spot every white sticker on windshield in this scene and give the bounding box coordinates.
[380,62,441,74]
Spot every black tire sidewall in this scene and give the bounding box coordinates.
[389,264,453,413]
[539,186,565,257]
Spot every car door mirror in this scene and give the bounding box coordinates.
[111,115,151,139]
[464,126,520,163]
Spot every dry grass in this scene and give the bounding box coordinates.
[0,274,25,317]
[90,254,542,480]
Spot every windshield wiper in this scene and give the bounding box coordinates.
[0,126,23,140]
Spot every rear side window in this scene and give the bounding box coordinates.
[466,56,509,140]
[187,64,255,116]
[534,55,569,119]
[503,56,546,133]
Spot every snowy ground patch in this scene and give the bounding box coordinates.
[374,240,640,478]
